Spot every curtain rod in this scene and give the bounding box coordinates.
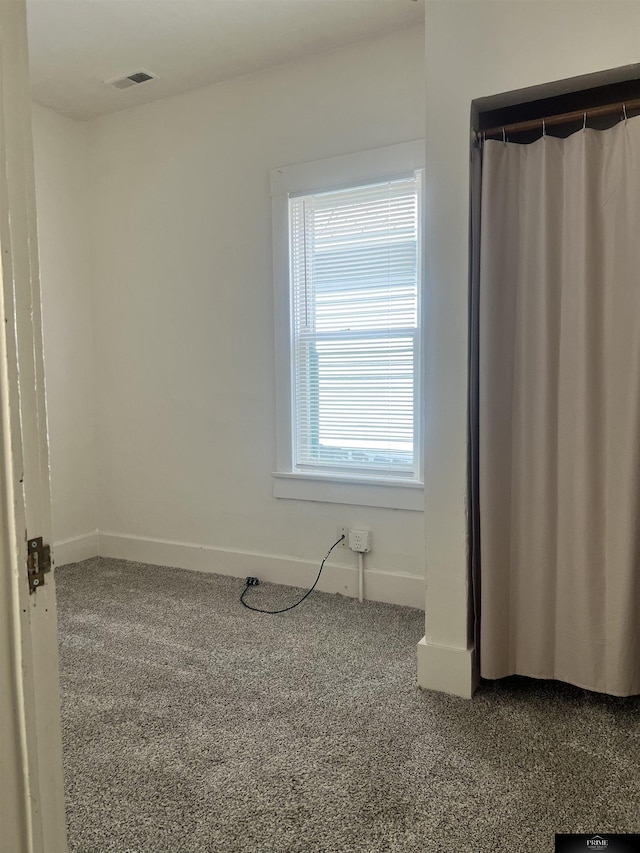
[480,97,640,139]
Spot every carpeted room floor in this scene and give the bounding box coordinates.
[56,558,640,853]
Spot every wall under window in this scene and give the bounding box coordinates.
[34,25,426,605]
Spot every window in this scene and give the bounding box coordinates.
[271,141,424,510]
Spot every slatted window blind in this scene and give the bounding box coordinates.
[289,175,421,479]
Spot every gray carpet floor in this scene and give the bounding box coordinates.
[56,557,640,853]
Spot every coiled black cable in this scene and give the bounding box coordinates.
[240,534,345,614]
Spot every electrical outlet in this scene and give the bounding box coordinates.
[337,526,349,548]
[348,529,371,553]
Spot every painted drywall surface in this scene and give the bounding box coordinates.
[423,1,640,650]
[89,27,426,586]
[32,104,98,549]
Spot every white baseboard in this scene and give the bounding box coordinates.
[416,636,478,698]
[98,531,425,610]
[53,530,99,566]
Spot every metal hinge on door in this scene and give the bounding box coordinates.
[27,536,51,593]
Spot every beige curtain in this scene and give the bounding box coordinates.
[479,117,640,696]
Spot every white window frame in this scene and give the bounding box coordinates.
[271,140,425,511]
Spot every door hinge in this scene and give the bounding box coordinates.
[27,536,51,593]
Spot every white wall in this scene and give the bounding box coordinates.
[32,104,98,563]
[88,26,426,605]
[419,0,640,696]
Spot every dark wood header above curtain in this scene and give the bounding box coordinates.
[473,63,640,143]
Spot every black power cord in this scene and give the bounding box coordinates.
[240,534,345,614]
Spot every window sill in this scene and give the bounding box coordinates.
[272,472,424,511]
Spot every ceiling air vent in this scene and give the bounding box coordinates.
[107,71,156,90]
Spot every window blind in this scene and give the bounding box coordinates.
[289,175,420,479]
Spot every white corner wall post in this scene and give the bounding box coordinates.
[417,1,478,700]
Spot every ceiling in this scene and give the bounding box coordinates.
[27,0,424,120]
